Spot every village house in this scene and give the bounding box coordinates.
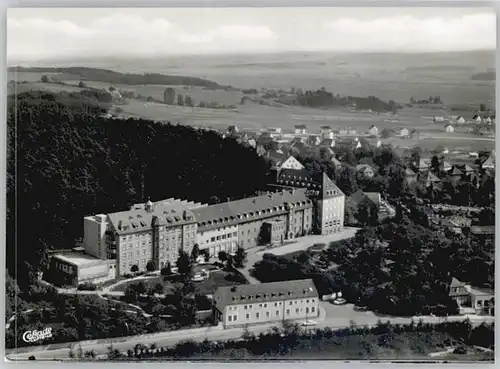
[456,116,466,124]
[447,166,463,182]
[404,168,417,185]
[268,127,283,138]
[294,124,307,135]
[444,124,455,133]
[331,156,342,171]
[399,128,410,138]
[418,171,441,188]
[320,138,335,148]
[472,115,482,123]
[368,125,379,136]
[320,126,333,140]
[414,158,430,172]
[481,155,495,170]
[449,278,494,316]
[433,116,445,123]
[356,164,375,179]
[347,190,396,223]
[307,135,321,146]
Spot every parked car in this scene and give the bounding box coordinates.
[300,320,317,327]
[332,298,347,305]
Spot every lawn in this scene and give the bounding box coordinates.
[110,265,247,295]
[194,269,248,295]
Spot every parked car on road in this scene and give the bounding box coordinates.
[300,320,317,327]
[332,298,347,305]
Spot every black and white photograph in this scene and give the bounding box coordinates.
[5,7,496,362]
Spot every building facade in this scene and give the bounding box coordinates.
[213,279,319,328]
[50,252,116,287]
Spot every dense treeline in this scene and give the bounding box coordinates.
[7,91,270,289]
[296,89,401,112]
[252,213,494,316]
[8,67,224,88]
[104,320,494,360]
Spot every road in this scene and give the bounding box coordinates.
[7,302,493,361]
[240,227,359,284]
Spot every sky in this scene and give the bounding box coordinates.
[7,8,497,61]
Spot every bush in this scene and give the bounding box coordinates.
[453,346,467,354]
[224,272,248,284]
[77,282,97,291]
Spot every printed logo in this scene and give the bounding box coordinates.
[22,327,53,343]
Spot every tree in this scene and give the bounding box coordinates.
[177,94,184,106]
[233,246,247,268]
[40,75,49,83]
[131,265,139,274]
[146,260,156,272]
[161,262,173,276]
[200,249,210,263]
[226,255,234,269]
[185,95,193,107]
[430,155,441,175]
[191,244,200,262]
[480,103,487,112]
[218,251,228,263]
[176,250,193,277]
[151,283,164,296]
[78,81,87,88]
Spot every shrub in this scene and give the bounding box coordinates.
[77,282,97,291]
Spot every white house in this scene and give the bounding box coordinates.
[368,125,379,136]
[399,128,410,138]
[456,116,466,124]
[472,115,482,123]
[444,124,455,133]
[294,125,307,135]
[434,116,445,123]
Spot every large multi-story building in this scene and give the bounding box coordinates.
[213,279,319,328]
[54,157,344,285]
[192,189,313,255]
[270,162,345,235]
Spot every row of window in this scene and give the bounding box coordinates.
[209,232,238,243]
[229,306,316,322]
[121,233,151,241]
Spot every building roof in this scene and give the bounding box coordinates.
[404,168,416,177]
[448,166,463,176]
[349,190,381,208]
[320,172,344,199]
[108,199,201,235]
[449,277,494,298]
[356,164,374,173]
[320,138,335,147]
[279,156,305,170]
[213,279,318,311]
[482,155,495,168]
[470,225,495,235]
[294,124,307,129]
[53,252,116,267]
[193,189,313,231]
[331,156,342,167]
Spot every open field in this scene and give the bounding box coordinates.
[12,50,494,106]
[8,50,495,153]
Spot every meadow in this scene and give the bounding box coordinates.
[8,50,495,152]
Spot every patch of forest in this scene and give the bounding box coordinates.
[470,71,495,81]
[8,66,225,88]
[6,90,269,288]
